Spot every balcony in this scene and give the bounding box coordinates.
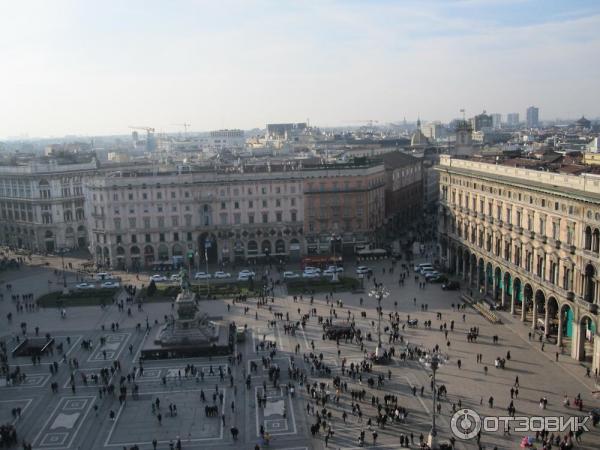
[576,297,598,314]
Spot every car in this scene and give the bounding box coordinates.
[424,270,441,280]
[414,263,434,274]
[101,281,120,288]
[326,265,344,273]
[150,274,167,282]
[238,270,255,278]
[322,268,336,276]
[75,282,95,289]
[356,266,370,275]
[170,274,182,281]
[214,271,231,279]
[302,271,320,278]
[194,272,212,280]
[442,281,460,291]
[303,266,321,274]
[283,271,300,279]
[429,274,448,284]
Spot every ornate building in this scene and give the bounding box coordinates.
[0,157,98,252]
[437,155,600,372]
[83,161,387,269]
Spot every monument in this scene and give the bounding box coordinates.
[141,269,234,359]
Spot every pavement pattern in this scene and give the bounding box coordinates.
[0,250,599,450]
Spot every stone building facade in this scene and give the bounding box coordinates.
[83,165,305,270]
[437,155,600,372]
[0,158,98,252]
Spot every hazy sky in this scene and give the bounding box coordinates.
[1,0,599,138]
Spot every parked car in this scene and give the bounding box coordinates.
[150,274,167,282]
[302,271,320,278]
[322,268,336,276]
[75,282,95,289]
[326,265,344,273]
[214,271,231,279]
[424,271,441,280]
[356,266,371,275]
[429,274,448,283]
[194,272,212,280]
[414,263,434,274]
[283,271,300,279]
[101,281,120,289]
[303,266,321,274]
[442,281,460,290]
[170,274,181,281]
[238,270,255,278]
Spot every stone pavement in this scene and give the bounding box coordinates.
[0,255,599,450]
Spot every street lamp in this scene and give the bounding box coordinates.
[58,248,68,292]
[330,233,340,282]
[204,238,212,296]
[424,353,445,450]
[368,285,389,357]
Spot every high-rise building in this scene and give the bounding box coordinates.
[470,112,493,131]
[491,113,502,129]
[526,106,539,128]
[507,113,520,126]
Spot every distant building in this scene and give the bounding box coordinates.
[491,113,502,129]
[208,129,245,149]
[507,113,520,126]
[421,122,447,141]
[266,123,307,140]
[470,112,494,132]
[574,116,592,130]
[454,120,474,156]
[410,119,429,147]
[526,106,539,128]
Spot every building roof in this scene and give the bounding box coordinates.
[379,151,420,168]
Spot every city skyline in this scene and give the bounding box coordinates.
[1,0,599,138]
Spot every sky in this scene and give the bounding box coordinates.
[1,0,599,138]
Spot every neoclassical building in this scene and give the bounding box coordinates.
[83,160,388,270]
[0,157,98,252]
[437,155,600,372]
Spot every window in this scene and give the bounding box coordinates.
[249,200,254,208]
[145,234,151,243]
[157,192,162,200]
[276,187,281,194]
[159,233,165,242]
[184,191,189,198]
[234,213,241,224]
[187,232,192,241]
[158,217,165,228]
[173,232,179,241]
[234,202,239,209]
[142,193,147,200]
[171,192,176,199]
[131,234,137,243]
[220,213,228,225]
[144,218,150,229]
[116,235,122,244]
[172,216,178,227]
[539,217,546,235]
[221,202,226,210]
[114,218,121,230]
[552,221,559,240]
[276,212,282,222]
[291,211,297,222]
[248,214,254,224]
[567,223,575,245]
[128,218,136,228]
[128,193,133,200]
[262,200,267,208]
[262,213,268,223]
[185,215,192,226]
[291,198,296,207]
[261,187,267,195]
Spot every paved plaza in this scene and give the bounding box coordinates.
[0,252,599,449]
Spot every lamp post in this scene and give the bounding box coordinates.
[368,285,389,357]
[59,248,68,293]
[330,233,340,282]
[204,238,211,295]
[428,354,440,449]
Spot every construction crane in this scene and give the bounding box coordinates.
[128,126,156,152]
[172,123,191,136]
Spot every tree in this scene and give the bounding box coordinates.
[147,279,157,297]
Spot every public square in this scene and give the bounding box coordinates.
[0,250,599,450]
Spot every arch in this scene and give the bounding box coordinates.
[261,240,272,256]
[577,314,595,362]
[512,277,521,314]
[275,239,286,254]
[584,226,592,250]
[594,229,600,253]
[532,289,546,330]
[157,244,169,261]
[233,240,245,260]
[116,246,126,255]
[172,243,183,256]
[545,296,559,340]
[130,245,140,255]
[95,245,102,256]
[247,240,258,256]
[584,264,596,302]
[45,230,54,238]
[77,225,86,233]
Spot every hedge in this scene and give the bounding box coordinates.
[37,289,116,307]
[286,276,360,295]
